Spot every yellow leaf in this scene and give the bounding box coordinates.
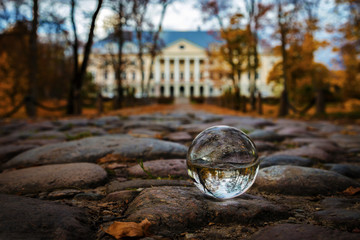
[103,219,151,239]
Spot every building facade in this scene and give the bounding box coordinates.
[89,31,278,99]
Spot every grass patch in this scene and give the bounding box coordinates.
[66,131,93,141]
[137,159,157,179]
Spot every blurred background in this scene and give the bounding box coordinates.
[0,0,359,120]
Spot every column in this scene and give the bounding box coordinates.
[164,57,170,97]
[154,57,160,97]
[194,57,200,83]
[155,57,160,83]
[204,80,210,97]
[174,57,180,97]
[194,57,200,97]
[204,58,210,97]
[185,57,190,97]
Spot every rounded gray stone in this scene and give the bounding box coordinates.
[254,141,279,152]
[125,186,289,236]
[250,223,359,240]
[324,164,360,179]
[0,193,94,240]
[127,159,187,177]
[314,208,360,231]
[260,155,314,168]
[164,131,193,142]
[0,144,37,164]
[3,135,188,169]
[271,146,331,162]
[255,165,360,195]
[249,130,284,142]
[0,162,107,194]
[30,130,67,140]
[105,190,140,202]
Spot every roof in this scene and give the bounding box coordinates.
[92,30,222,54]
[159,31,222,48]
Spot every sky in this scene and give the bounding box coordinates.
[93,0,341,68]
[1,0,342,68]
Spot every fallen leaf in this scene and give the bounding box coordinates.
[107,163,127,169]
[103,219,151,239]
[343,186,360,196]
[97,154,135,164]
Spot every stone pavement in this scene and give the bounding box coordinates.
[0,107,359,239]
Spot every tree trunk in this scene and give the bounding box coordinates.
[242,95,247,113]
[278,4,289,117]
[26,0,38,117]
[252,35,259,111]
[315,89,326,116]
[114,1,124,109]
[67,0,103,115]
[67,0,79,115]
[146,1,168,96]
[97,92,103,114]
[246,27,255,111]
[234,86,241,111]
[257,92,263,115]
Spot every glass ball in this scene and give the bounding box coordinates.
[187,125,259,199]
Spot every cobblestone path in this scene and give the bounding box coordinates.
[0,104,359,239]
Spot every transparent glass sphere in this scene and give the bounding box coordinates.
[187,125,259,199]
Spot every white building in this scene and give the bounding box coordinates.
[89,31,278,98]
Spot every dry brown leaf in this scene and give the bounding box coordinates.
[103,219,151,239]
[343,186,360,196]
[97,154,135,164]
[106,163,127,170]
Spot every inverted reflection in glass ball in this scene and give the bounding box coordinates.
[187,125,259,199]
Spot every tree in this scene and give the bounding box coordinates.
[273,0,300,116]
[25,0,38,117]
[303,0,328,115]
[67,0,103,115]
[132,0,149,97]
[200,0,249,111]
[335,0,360,100]
[105,0,133,108]
[268,34,330,116]
[244,0,271,111]
[145,0,171,96]
[220,20,249,111]
[0,21,29,109]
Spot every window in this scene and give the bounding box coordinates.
[104,70,108,80]
[179,45,185,49]
[170,72,174,79]
[132,72,136,80]
[121,72,127,79]
[150,72,154,79]
[180,72,184,80]
[91,71,96,79]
